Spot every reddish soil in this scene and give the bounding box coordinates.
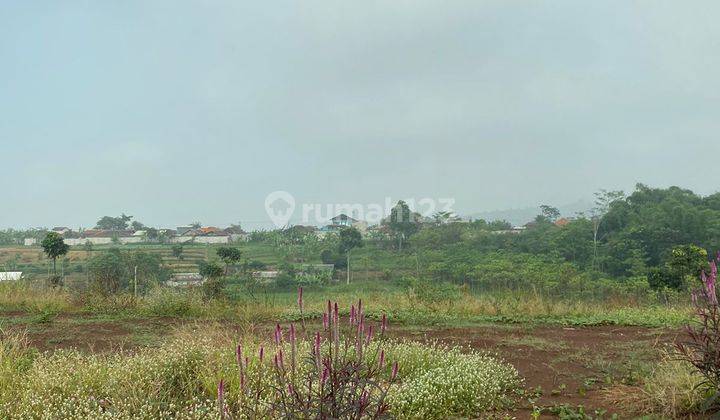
[2,314,681,418]
[393,325,681,418]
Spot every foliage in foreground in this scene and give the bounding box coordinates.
[604,354,707,418]
[0,321,519,419]
[676,253,720,413]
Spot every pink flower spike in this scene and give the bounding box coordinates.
[365,325,374,345]
[274,324,282,345]
[391,361,399,380]
[321,365,329,385]
[314,332,321,356]
[217,378,226,418]
[333,302,339,323]
[259,346,265,362]
[378,349,385,368]
[381,313,387,334]
[289,324,296,343]
[236,344,243,367]
[322,313,329,330]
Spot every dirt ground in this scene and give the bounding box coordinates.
[1,314,679,418]
[395,325,680,418]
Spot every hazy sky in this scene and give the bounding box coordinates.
[2,1,720,229]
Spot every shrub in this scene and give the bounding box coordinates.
[219,292,396,418]
[676,253,720,412]
[388,347,520,418]
[397,276,460,305]
[606,354,706,417]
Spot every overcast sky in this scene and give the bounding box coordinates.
[2,1,720,229]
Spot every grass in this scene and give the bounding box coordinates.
[603,352,708,418]
[0,323,521,419]
[0,279,693,328]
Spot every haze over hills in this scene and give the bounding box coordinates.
[464,199,594,226]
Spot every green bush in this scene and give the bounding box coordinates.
[397,276,460,305]
[386,341,521,418]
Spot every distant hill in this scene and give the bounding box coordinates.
[464,199,593,226]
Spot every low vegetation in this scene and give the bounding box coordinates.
[0,296,521,419]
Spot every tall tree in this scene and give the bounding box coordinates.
[539,205,561,222]
[41,232,69,276]
[590,189,625,270]
[339,227,363,284]
[96,213,133,230]
[171,245,184,260]
[216,247,243,274]
[387,200,420,251]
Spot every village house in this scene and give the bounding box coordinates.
[317,214,369,238]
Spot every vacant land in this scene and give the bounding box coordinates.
[0,303,686,418]
[0,237,706,417]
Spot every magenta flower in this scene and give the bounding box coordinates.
[391,361,399,381]
[378,349,385,368]
[274,323,283,345]
[217,379,226,419]
[321,365,329,385]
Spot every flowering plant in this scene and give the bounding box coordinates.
[218,288,397,419]
[677,253,720,409]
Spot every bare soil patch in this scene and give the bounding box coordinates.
[2,314,680,417]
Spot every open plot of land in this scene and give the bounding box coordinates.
[0,312,678,418]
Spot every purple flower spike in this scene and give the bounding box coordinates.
[378,349,385,368]
[274,324,282,345]
[236,344,243,367]
[391,361,399,380]
[217,379,226,419]
[259,346,265,362]
[314,332,321,357]
[321,365,329,385]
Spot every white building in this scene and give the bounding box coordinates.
[0,272,23,281]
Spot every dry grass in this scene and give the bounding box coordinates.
[603,352,707,418]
